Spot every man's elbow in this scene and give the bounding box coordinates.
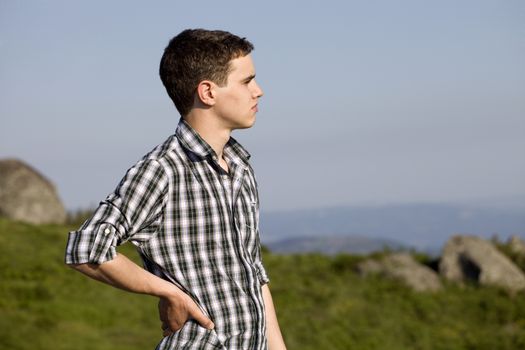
[66,262,92,274]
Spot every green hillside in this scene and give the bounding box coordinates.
[1,218,524,349]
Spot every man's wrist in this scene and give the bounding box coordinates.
[155,282,186,300]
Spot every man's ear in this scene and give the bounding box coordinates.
[196,81,216,106]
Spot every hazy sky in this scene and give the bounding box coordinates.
[1,0,524,211]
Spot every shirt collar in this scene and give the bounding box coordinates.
[175,118,251,164]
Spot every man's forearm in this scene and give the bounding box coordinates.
[262,283,287,350]
[68,252,181,299]
[68,252,215,331]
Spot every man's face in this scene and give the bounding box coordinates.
[213,54,263,130]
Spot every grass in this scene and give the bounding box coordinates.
[1,218,524,349]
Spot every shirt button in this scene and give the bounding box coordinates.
[104,228,111,235]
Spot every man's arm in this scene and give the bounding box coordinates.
[69,252,214,332]
[262,283,287,350]
[65,159,211,334]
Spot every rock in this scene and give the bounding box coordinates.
[439,235,525,292]
[0,159,66,224]
[357,252,443,292]
[508,235,525,256]
[356,258,383,275]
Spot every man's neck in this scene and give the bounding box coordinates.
[183,111,231,160]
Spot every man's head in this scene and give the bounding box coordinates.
[160,29,255,117]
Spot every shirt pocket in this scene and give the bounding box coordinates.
[246,199,258,231]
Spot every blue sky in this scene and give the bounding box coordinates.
[1,0,524,211]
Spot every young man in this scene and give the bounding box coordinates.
[65,29,287,350]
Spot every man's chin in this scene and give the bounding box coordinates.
[234,118,256,130]
[246,118,256,128]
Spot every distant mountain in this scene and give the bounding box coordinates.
[259,200,525,252]
[266,234,406,255]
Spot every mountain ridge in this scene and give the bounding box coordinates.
[259,200,525,252]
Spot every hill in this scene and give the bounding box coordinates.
[266,234,406,255]
[1,218,525,349]
[260,202,525,252]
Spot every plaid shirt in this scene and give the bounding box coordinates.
[65,118,270,350]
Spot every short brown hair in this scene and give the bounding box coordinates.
[159,29,254,117]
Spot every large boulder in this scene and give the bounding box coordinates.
[439,235,525,292]
[0,159,66,224]
[357,252,443,292]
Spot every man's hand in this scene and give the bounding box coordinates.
[159,292,215,337]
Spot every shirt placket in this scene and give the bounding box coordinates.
[228,161,263,341]
[215,158,257,273]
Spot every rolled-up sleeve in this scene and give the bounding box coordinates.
[65,158,168,265]
[254,258,270,286]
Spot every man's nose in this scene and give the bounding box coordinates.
[253,81,264,98]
